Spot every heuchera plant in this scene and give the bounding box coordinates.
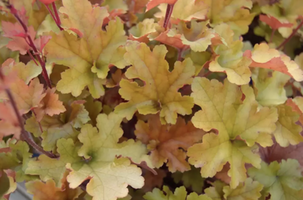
[1,0,303,199]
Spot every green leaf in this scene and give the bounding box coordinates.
[248,159,303,200]
[172,166,205,193]
[252,69,290,106]
[25,138,81,188]
[0,140,32,182]
[273,104,303,147]
[0,171,9,198]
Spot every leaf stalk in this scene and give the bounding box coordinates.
[163,4,174,29]
[5,2,52,88]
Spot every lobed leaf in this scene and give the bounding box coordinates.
[135,115,205,172]
[46,0,127,97]
[116,41,195,124]
[188,77,278,188]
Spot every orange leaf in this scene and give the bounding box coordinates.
[154,30,186,50]
[1,21,51,55]
[244,43,303,81]
[146,0,177,11]
[0,59,18,92]
[33,88,66,122]
[135,115,205,172]
[1,22,36,55]
[34,35,52,53]
[8,78,46,114]
[0,102,20,139]
[26,171,82,200]
[142,169,166,192]
[126,0,149,13]
[259,14,293,30]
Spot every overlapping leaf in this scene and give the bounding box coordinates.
[205,178,263,200]
[25,100,89,151]
[209,24,252,85]
[32,88,66,121]
[115,41,195,124]
[259,14,293,30]
[165,20,214,52]
[188,77,278,188]
[204,0,254,36]
[244,43,303,81]
[261,0,303,37]
[129,18,160,43]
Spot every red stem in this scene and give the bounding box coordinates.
[163,4,174,30]
[7,3,52,88]
[52,2,63,29]
[45,3,63,31]
[277,20,303,49]
[27,50,39,66]
[35,54,52,88]
[45,4,59,24]
[0,70,57,158]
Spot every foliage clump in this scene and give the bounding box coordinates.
[1,0,303,199]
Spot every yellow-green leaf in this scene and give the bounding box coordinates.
[188,77,278,188]
[248,159,303,200]
[115,41,195,124]
[167,20,214,52]
[46,0,127,97]
[273,104,303,147]
[60,113,150,200]
[209,24,252,85]
[223,178,263,200]
[252,68,290,106]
